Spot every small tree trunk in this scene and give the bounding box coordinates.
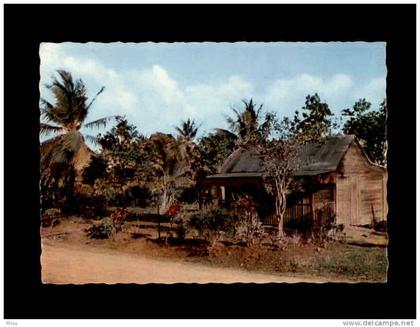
[275,179,287,240]
[277,213,284,239]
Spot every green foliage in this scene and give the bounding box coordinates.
[98,117,139,155]
[231,195,263,246]
[175,118,200,140]
[289,93,334,139]
[147,132,199,213]
[342,99,387,165]
[40,70,118,215]
[91,117,157,206]
[198,129,236,176]
[40,70,116,162]
[41,162,76,215]
[226,99,275,146]
[85,217,117,239]
[188,209,237,242]
[85,209,127,239]
[82,155,108,186]
[313,245,388,281]
[110,207,128,231]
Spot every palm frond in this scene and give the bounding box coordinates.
[40,135,65,170]
[41,131,84,171]
[61,131,83,153]
[40,99,63,124]
[175,118,200,139]
[40,123,63,136]
[84,115,120,129]
[84,134,100,146]
[41,135,63,156]
[86,86,105,110]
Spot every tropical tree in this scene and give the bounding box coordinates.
[93,116,154,206]
[342,99,387,165]
[148,132,196,214]
[289,93,334,139]
[198,128,237,175]
[40,70,116,212]
[175,118,199,141]
[173,118,201,166]
[228,98,324,238]
[255,119,307,238]
[40,70,117,171]
[226,98,275,146]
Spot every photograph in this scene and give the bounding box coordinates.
[39,41,388,285]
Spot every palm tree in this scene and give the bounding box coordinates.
[40,70,117,213]
[40,70,117,172]
[148,133,191,214]
[226,99,262,142]
[175,118,199,141]
[225,99,274,146]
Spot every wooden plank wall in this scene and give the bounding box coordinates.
[336,142,387,226]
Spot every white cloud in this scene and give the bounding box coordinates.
[262,73,354,115]
[360,77,386,105]
[39,43,386,138]
[184,75,254,132]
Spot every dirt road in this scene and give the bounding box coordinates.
[41,240,338,284]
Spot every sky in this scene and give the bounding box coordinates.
[39,42,386,138]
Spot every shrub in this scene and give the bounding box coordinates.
[188,209,237,245]
[85,217,117,239]
[231,195,263,246]
[111,207,128,231]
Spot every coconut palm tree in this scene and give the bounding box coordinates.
[225,99,274,146]
[175,118,199,141]
[226,99,262,142]
[40,70,118,213]
[40,70,117,172]
[148,131,201,214]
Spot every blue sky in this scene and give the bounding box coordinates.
[39,42,386,138]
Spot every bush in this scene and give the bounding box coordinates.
[231,195,263,246]
[85,217,117,239]
[188,209,237,245]
[110,207,128,232]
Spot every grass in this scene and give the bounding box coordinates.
[312,244,388,281]
[46,215,388,282]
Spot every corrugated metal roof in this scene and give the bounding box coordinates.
[208,135,355,179]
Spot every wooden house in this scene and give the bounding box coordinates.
[204,135,387,227]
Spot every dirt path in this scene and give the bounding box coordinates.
[41,240,341,284]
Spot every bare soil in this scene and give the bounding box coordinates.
[40,217,387,284]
